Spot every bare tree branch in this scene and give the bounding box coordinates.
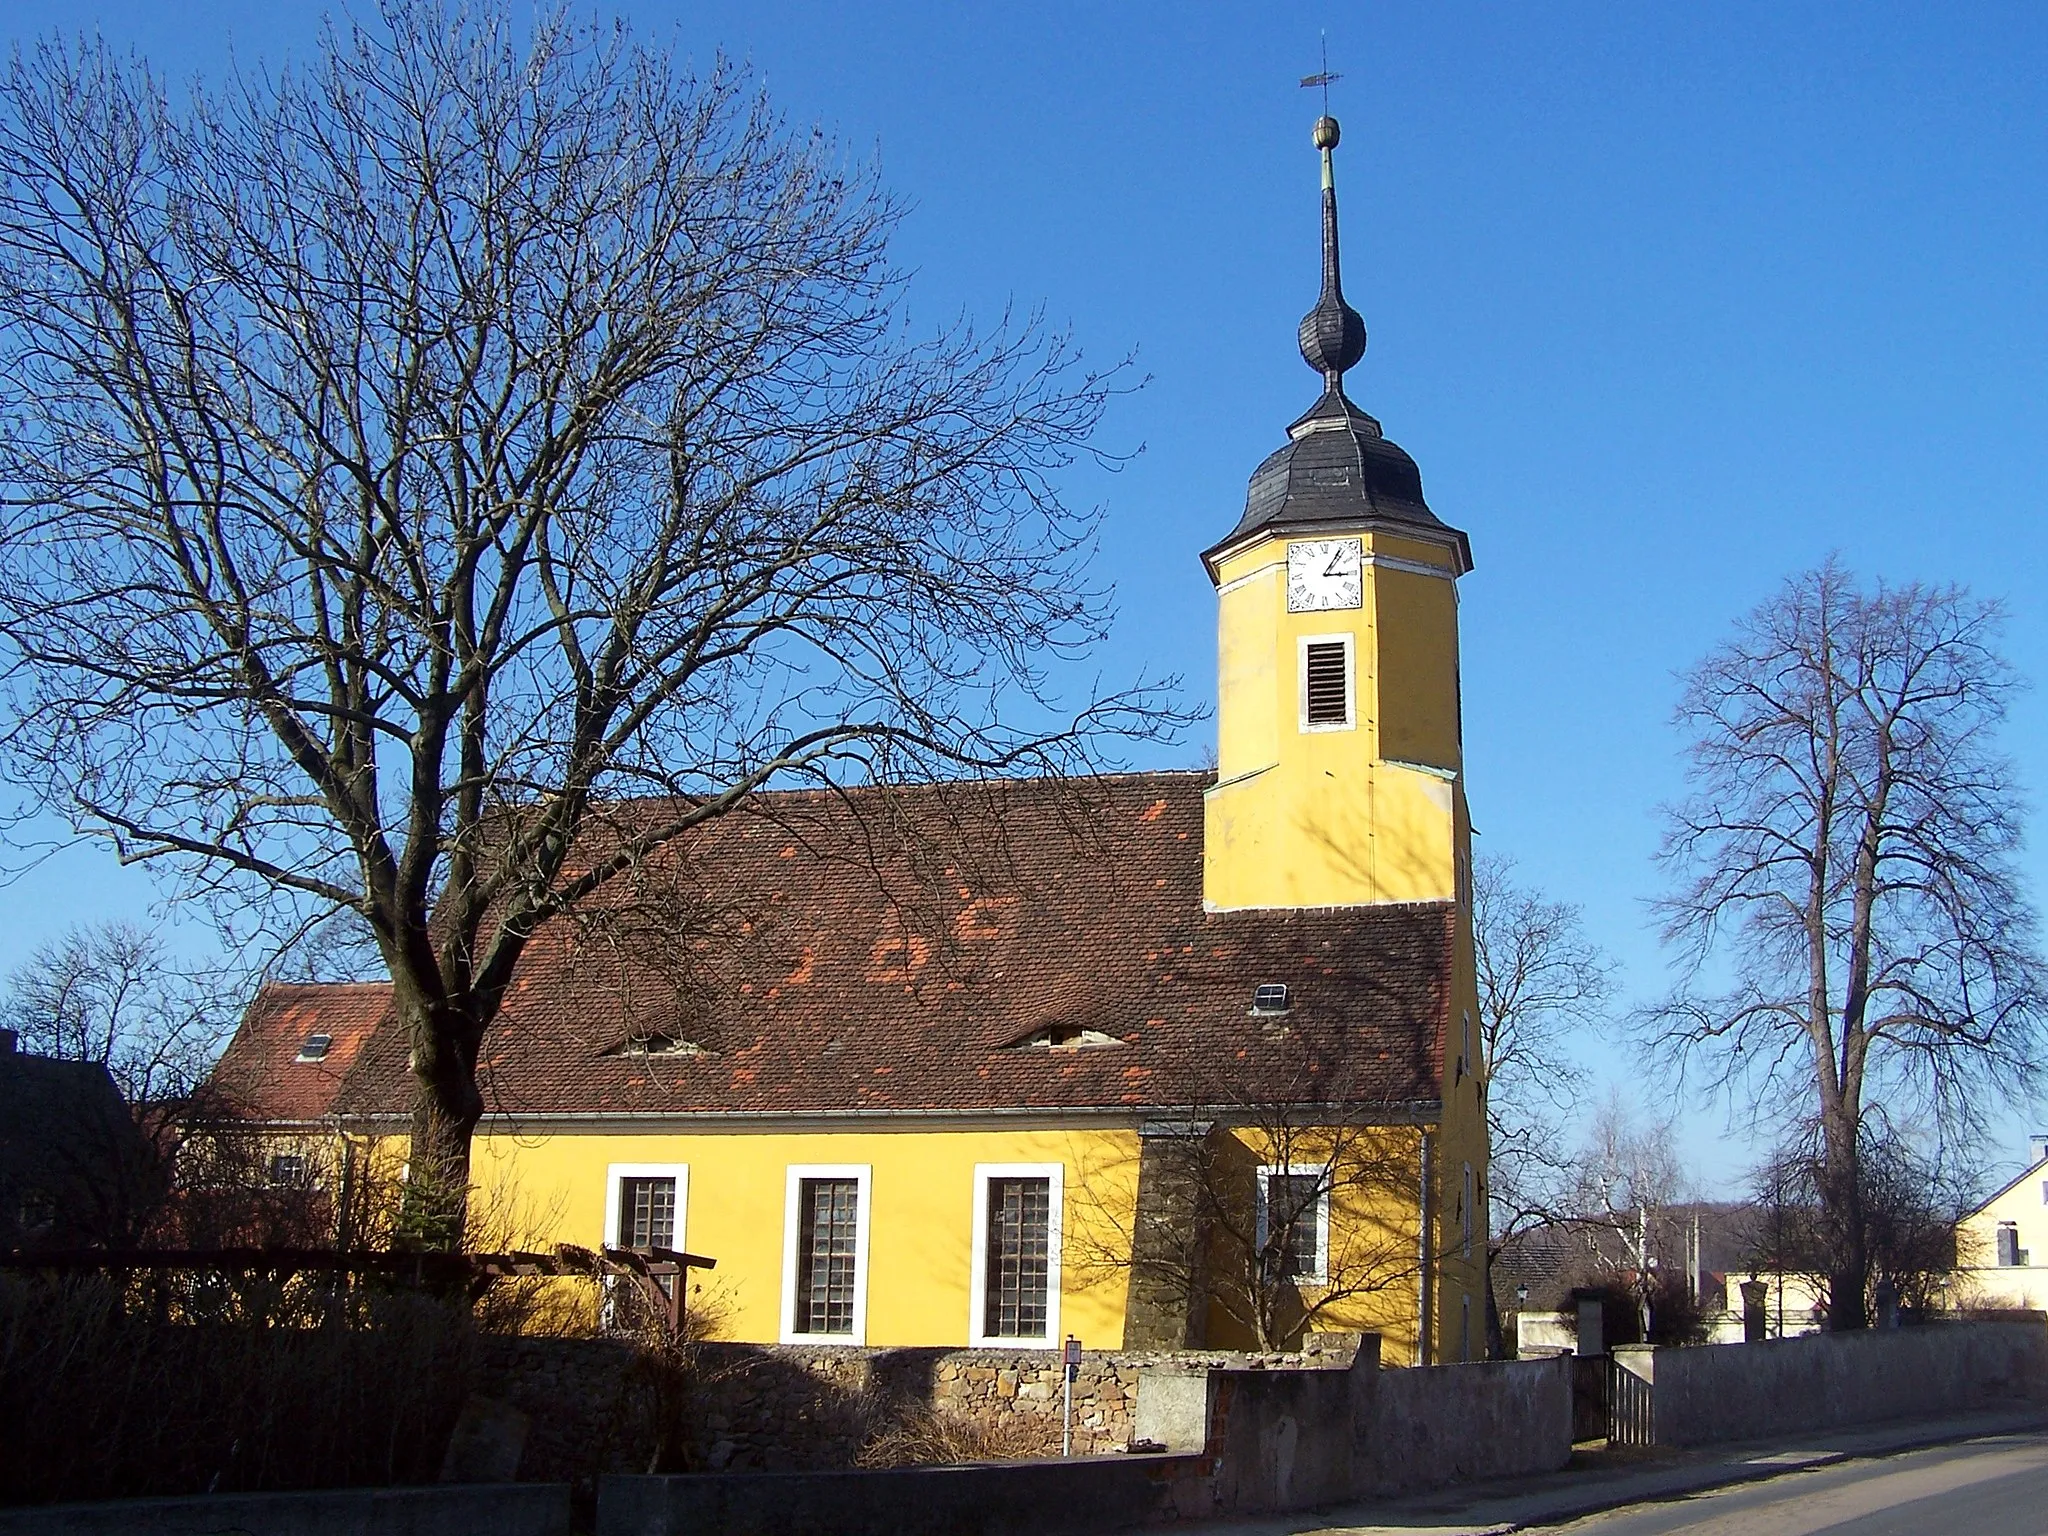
[1641,560,2045,1327]
[1472,853,1613,1354]
[0,4,1188,1244]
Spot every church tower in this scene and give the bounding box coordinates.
[1202,116,1474,914]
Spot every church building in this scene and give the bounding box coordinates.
[209,116,1488,1365]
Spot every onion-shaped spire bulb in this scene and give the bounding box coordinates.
[1297,115,1367,394]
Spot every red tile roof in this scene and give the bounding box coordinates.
[214,773,1452,1124]
[209,982,392,1123]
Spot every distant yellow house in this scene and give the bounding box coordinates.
[208,114,1490,1366]
[1954,1146,2048,1310]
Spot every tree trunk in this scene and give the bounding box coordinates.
[396,992,485,1251]
[1820,1111,1869,1330]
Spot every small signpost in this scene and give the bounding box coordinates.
[1061,1335,1081,1457]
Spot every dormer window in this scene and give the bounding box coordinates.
[1003,1024,1121,1051]
[295,1033,332,1062]
[1251,983,1291,1015]
[606,1030,706,1058]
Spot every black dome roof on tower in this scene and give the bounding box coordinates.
[1204,116,1471,577]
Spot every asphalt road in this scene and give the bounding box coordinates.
[1535,1431,2048,1536]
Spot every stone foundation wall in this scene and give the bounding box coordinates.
[475,1333,1362,1483]
[930,1354,1132,1456]
[476,1335,661,1490]
[689,1336,1359,1470]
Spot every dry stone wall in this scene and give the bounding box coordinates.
[476,1333,1363,1482]
[689,1336,1361,1470]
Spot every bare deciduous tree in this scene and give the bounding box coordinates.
[1748,1123,1967,1324]
[2,924,247,1244]
[4,924,234,1108]
[1647,562,2045,1327]
[1135,1115,1422,1354]
[0,5,1178,1244]
[1473,853,1611,1350]
[1571,1091,1688,1340]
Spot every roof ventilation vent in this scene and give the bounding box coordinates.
[1251,983,1291,1015]
[295,1033,332,1062]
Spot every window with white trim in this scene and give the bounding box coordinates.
[601,1163,688,1319]
[1298,634,1355,732]
[782,1164,872,1343]
[1257,1164,1332,1286]
[605,1163,689,1253]
[970,1163,1064,1346]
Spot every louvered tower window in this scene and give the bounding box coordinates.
[1303,638,1351,727]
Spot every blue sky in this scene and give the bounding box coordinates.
[4,2,2046,1190]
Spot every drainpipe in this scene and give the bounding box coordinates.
[1417,1130,1435,1364]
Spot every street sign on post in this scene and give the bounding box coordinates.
[1062,1335,1081,1456]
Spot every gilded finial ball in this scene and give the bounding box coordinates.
[1312,115,1340,150]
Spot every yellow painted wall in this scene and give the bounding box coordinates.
[1192,1123,1427,1364]
[1205,529,1468,913]
[472,1126,1141,1349]
[1375,565,1463,773]
[420,1119,1451,1360]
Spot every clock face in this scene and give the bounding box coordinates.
[1286,538,1363,613]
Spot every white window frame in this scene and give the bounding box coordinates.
[1297,633,1357,734]
[1256,1162,1333,1287]
[604,1162,690,1252]
[968,1162,1065,1348]
[781,1163,873,1345]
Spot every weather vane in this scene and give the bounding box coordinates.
[1299,31,1340,114]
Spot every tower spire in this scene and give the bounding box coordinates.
[1296,115,1367,397]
